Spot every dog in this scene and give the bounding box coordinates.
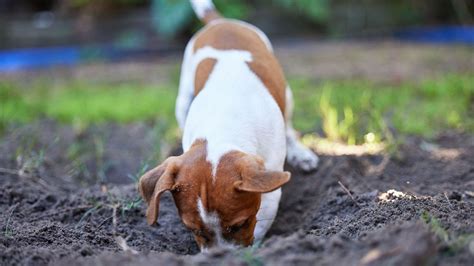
[139,0,319,251]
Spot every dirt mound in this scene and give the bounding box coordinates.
[1,125,473,265]
[0,182,198,265]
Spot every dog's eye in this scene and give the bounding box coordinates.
[226,218,250,234]
[226,225,240,234]
[192,229,211,242]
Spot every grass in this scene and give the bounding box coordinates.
[238,244,264,266]
[1,74,473,146]
[421,211,474,255]
[127,161,151,184]
[4,204,18,237]
[290,74,474,144]
[0,80,177,131]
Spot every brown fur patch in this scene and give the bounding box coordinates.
[193,20,286,113]
[195,58,217,95]
[174,146,260,247]
[140,139,290,248]
[141,140,260,247]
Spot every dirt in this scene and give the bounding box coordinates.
[1,122,473,266]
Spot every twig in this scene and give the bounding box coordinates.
[76,205,102,228]
[97,216,113,229]
[110,203,139,255]
[444,192,453,209]
[0,167,52,190]
[18,168,51,189]
[338,181,360,206]
[359,247,402,265]
[112,204,119,236]
[115,235,139,255]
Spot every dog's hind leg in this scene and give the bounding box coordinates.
[285,87,319,171]
[175,40,196,130]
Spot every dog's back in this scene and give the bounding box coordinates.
[193,20,287,113]
[179,0,288,172]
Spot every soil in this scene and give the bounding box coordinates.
[1,40,473,265]
[1,122,473,266]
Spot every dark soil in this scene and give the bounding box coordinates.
[1,123,473,266]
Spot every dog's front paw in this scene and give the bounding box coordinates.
[287,143,319,172]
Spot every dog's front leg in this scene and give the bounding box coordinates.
[285,87,319,171]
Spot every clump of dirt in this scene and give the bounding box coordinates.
[1,124,473,266]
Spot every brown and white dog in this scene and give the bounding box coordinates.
[139,0,319,251]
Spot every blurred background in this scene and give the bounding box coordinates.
[0,0,473,187]
[1,0,473,68]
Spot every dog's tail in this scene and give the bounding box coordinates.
[190,0,221,24]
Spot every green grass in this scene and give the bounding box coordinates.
[1,74,473,145]
[421,211,474,255]
[0,81,177,130]
[291,74,474,144]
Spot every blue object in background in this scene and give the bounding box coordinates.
[0,46,80,72]
[0,45,166,72]
[395,26,474,45]
[1,26,473,72]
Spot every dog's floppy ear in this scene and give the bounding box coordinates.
[139,156,181,225]
[234,155,291,193]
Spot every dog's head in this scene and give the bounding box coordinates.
[139,140,290,250]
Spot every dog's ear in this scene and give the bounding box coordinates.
[139,156,181,225]
[233,155,291,193]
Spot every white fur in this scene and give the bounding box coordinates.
[190,0,215,20]
[254,188,282,242]
[175,18,318,246]
[197,198,235,248]
[175,38,196,130]
[182,45,286,172]
[176,19,273,130]
[181,44,286,241]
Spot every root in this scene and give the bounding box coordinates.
[0,166,52,189]
[443,192,453,209]
[359,247,402,265]
[110,203,139,255]
[115,236,139,255]
[338,181,360,207]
